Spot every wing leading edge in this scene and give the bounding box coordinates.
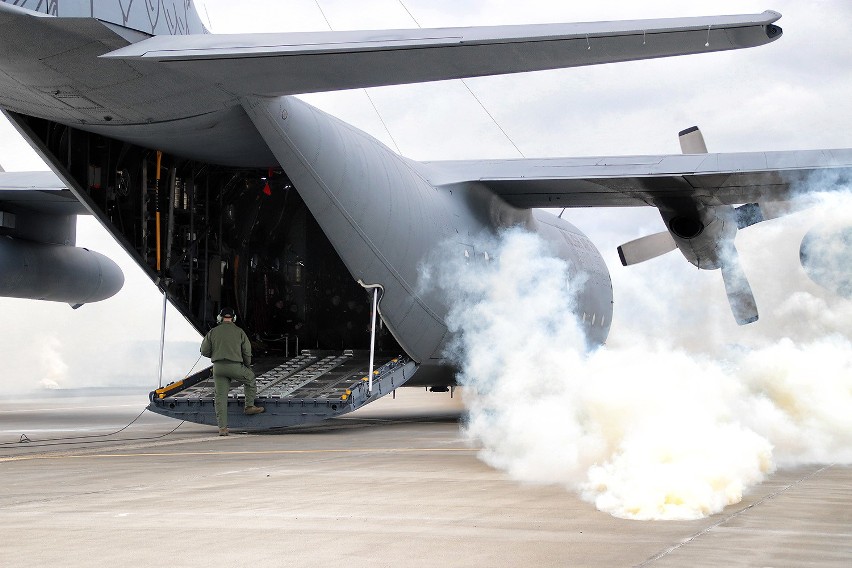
[102,11,782,96]
[418,149,852,209]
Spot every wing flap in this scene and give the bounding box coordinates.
[102,11,782,96]
[419,149,852,208]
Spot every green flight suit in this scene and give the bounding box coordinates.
[201,321,256,429]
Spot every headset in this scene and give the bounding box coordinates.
[217,307,237,324]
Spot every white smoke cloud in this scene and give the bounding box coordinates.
[37,336,68,390]
[428,190,852,520]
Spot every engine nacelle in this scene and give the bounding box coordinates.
[0,236,124,305]
[661,204,738,270]
[800,226,852,298]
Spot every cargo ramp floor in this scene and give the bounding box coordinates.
[147,351,416,429]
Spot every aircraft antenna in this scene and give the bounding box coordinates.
[397,1,526,158]
[203,4,215,33]
[363,91,403,154]
[313,0,333,29]
[314,1,404,154]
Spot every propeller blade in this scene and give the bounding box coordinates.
[736,199,812,229]
[760,199,812,220]
[720,245,759,325]
[734,203,765,229]
[678,126,708,154]
[617,231,677,266]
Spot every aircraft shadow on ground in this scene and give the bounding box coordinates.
[250,411,465,436]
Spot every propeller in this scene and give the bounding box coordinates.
[683,126,759,324]
[720,244,759,324]
[614,126,712,266]
[678,126,708,154]
[735,200,805,229]
[617,231,676,266]
[616,126,762,325]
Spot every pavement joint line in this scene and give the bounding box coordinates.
[634,463,836,567]
[0,447,479,463]
[0,404,143,414]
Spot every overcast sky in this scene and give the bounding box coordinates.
[1,0,850,394]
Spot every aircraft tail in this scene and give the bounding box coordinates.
[0,0,207,35]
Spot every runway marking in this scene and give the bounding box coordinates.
[0,447,478,463]
[635,463,835,567]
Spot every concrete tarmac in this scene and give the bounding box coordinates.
[0,389,849,567]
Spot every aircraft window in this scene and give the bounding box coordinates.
[592,313,596,325]
[600,314,606,327]
[582,312,587,323]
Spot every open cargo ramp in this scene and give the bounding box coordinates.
[148,351,416,429]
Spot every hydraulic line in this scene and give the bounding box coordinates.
[368,288,378,393]
[157,289,168,389]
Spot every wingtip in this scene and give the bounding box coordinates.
[766,23,782,40]
[762,10,783,23]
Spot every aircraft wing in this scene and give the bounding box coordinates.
[0,170,86,215]
[418,149,852,208]
[101,11,782,96]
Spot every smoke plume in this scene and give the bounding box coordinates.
[427,188,852,520]
[38,336,68,390]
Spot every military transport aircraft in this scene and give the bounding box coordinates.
[1,1,850,428]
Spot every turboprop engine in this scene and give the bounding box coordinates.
[615,127,798,326]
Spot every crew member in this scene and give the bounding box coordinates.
[201,307,265,436]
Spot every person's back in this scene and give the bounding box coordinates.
[202,320,250,365]
[201,308,264,436]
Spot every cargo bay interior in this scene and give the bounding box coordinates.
[13,114,402,358]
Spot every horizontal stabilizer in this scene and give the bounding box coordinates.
[102,12,782,96]
[0,171,86,215]
[0,170,64,191]
[617,231,677,266]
